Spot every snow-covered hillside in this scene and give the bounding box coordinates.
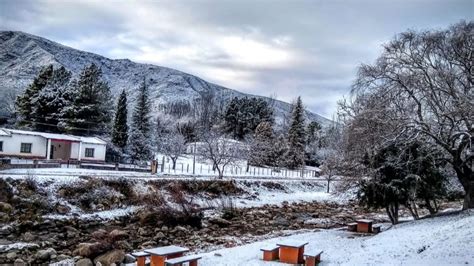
[0,31,331,125]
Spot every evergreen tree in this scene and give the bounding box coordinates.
[33,66,72,132]
[286,96,306,169]
[111,89,129,149]
[15,65,54,128]
[128,78,152,162]
[224,97,274,139]
[249,121,274,166]
[60,64,112,135]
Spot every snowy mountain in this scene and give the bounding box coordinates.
[0,31,331,126]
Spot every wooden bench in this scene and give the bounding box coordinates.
[372,224,382,234]
[304,250,323,266]
[131,251,149,266]
[165,254,202,266]
[260,245,279,261]
[144,245,190,266]
[347,222,358,232]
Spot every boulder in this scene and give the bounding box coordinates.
[6,251,17,260]
[94,250,125,266]
[56,204,71,214]
[22,232,35,242]
[208,217,232,227]
[91,229,108,241]
[75,258,93,266]
[123,254,136,264]
[73,242,107,258]
[13,258,27,266]
[272,216,290,227]
[155,232,165,239]
[0,202,12,213]
[109,229,128,241]
[36,248,57,260]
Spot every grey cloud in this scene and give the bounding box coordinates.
[1,0,472,117]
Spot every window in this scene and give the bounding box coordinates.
[0,141,3,152]
[20,143,32,153]
[85,148,95,158]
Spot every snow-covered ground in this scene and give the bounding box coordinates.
[197,210,474,265]
[0,172,341,221]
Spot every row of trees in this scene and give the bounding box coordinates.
[15,64,112,135]
[336,20,473,221]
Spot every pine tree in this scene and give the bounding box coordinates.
[249,121,274,166]
[60,64,112,135]
[33,66,72,132]
[15,65,54,128]
[224,97,274,139]
[128,78,152,162]
[111,89,129,149]
[286,96,306,169]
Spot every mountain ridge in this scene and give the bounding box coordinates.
[0,30,331,126]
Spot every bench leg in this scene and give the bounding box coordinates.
[305,256,316,266]
[137,257,146,266]
[150,255,166,266]
[189,260,198,266]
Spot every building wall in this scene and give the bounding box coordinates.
[0,134,47,158]
[70,142,106,161]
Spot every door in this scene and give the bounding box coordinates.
[50,145,54,159]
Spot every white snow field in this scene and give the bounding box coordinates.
[197,210,474,266]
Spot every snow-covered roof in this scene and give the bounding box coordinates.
[79,136,107,145]
[0,129,10,136]
[0,128,106,145]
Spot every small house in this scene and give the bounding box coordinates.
[0,128,107,162]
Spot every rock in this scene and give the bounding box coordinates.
[209,217,232,227]
[0,224,12,235]
[73,242,106,258]
[174,226,188,233]
[272,216,290,227]
[13,258,27,266]
[91,229,108,241]
[123,254,136,264]
[94,250,125,266]
[155,232,165,239]
[56,204,71,214]
[36,248,57,260]
[109,229,128,241]
[22,232,35,242]
[75,258,94,266]
[0,202,13,213]
[56,254,71,261]
[6,251,17,260]
[114,240,132,250]
[140,241,157,248]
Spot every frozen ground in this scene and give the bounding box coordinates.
[197,210,474,265]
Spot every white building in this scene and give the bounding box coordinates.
[0,128,107,162]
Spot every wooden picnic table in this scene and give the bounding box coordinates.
[356,219,374,233]
[144,245,189,266]
[277,240,308,264]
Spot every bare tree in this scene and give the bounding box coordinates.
[157,131,187,170]
[200,131,246,179]
[347,21,474,209]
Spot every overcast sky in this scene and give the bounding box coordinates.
[1,0,472,118]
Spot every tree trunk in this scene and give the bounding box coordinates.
[171,158,177,170]
[327,179,330,193]
[217,167,224,179]
[463,181,474,210]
